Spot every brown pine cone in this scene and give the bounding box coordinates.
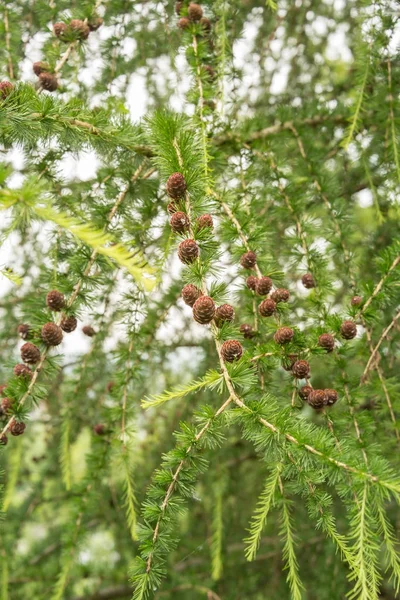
[170,211,190,233]
[351,295,363,307]
[246,275,258,291]
[82,325,96,337]
[20,342,41,364]
[166,172,187,198]
[188,2,203,21]
[240,323,255,339]
[13,364,33,379]
[53,22,67,38]
[182,283,203,307]
[0,81,13,99]
[255,276,272,296]
[214,304,235,327]
[274,327,294,345]
[70,19,90,40]
[200,17,212,31]
[106,381,115,393]
[88,16,103,31]
[39,72,58,92]
[298,385,313,401]
[167,202,178,214]
[1,398,13,413]
[178,16,190,29]
[0,384,7,396]
[10,420,26,436]
[33,61,50,76]
[271,288,290,303]
[196,214,213,230]
[17,324,30,340]
[307,389,327,409]
[60,315,78,333]
[240,251,257,269]
[178,239,199,264]
[302,273,315,289]
[0,434,8,446]
[193,296,215,324]
[340,320,357,340]
[41,323,63,346]
[292,360,310,379]
[46,290,65,311]
[175,1,183,15]
[318,333,335,352]
[221,340,243,362]
[93,423,106,435]
[325,389,338,406]
[259,298,276,317]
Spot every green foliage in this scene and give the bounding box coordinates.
[1,1,400,600]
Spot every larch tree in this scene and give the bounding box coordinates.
[0,1,400,599]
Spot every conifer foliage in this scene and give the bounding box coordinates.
[0,1,400,599]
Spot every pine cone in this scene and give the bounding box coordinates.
[307,389,326,409]
[292,360,310,379]
[13,364,33,379]
[60,315,78,333]
[318,333,335,352]
[274,327,294,345]
[33,61,50,76]
[167,201,178,214]
[41,323,63,346]
[340,320,357,340]
[70,19,90,40]
[240,323,255,339]
[88,16,103,31]
[39,72,58,92]
[170,211,190,233]
[10,420,26,436]
[82,325,96,337]
[351,295,363,307]
[302,273,315,289]
[221,340,243,362]
[298,385,313,401]
[178,16,190,29]
[93,423,106,435]
[178,239,199,263]
[240,251,257,269]
[255,276,272,296]
[271,288,290,303]
[1,398,12,413]
[324,389,338,406]
[196,214,213,230]
[166,172,187,198]
[20,342,41,364]
[282,354,298,372]
[193,296,215,324]
[0,81,13,99]
[17,324,30,340]
[214,304,235,327]
[200,17,212,31]
[106,381,115,393]
[182,283,203,307]
[175,1,183,15]
[259,298,276,317]
[46,290,65,311]
[246,275,258,291]
[0,384,7,396]
[188,2,203,21]
[53,22,67,38]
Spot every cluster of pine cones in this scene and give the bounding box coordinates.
[167,171,362,410]
[0,290,97,445]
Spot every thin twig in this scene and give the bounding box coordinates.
[361,309,400,383]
